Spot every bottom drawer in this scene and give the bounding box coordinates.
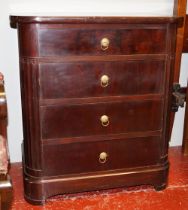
[43,136,161,176]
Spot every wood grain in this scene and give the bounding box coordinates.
[10,16,180,205]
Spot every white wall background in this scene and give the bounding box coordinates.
[9,0,174,16]
[170,54,188,146]
[0,0,187,162]
[0,0,22,163]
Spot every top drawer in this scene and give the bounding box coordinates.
[38,25,167,56]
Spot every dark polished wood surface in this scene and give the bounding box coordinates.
[10,16,180,205]
[38,26,166,56]
[173,0,187,81]
[41,100,163,139]
[183,15,188,52]
[10,16,182,28]
[39,60,165,99]
[43,136,161,176]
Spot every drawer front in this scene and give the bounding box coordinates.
[41,100,163,139]
[43,136,160,176]
[38,27,166,56]
[39,60,165,99]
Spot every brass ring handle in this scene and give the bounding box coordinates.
[99,152,108,164]
[101,38,110,51]
[100,115,109,127]
[100,75,109,87]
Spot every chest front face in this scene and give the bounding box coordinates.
[11,16,178,204]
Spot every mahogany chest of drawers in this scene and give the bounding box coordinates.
[10,16,180,205]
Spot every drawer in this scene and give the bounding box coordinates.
[39,60,165,99]
[41,100,163,139]
[43,136,161,176]
[38,26,166,56]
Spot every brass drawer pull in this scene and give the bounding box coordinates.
[101,37,110,51]
[99,152,108,163]
[100,75,109,87]
[100,115,109,127]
